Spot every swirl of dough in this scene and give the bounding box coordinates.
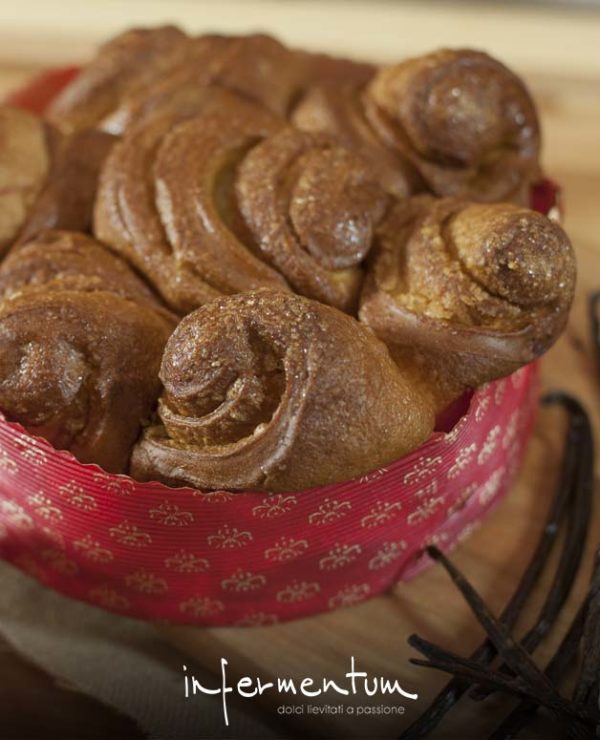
[364,49,540,203]
[236,126,388,311]
[98,33,374,136]
[0,230,168,315]
[18,128,116,244]
[293,78,418,199]
[0,233,175,472]
[95,87,290,313]
[199,33,314,117]
[52,28,317,136]
[359,196,575,400]
[1,104,116,253]
[99,35,378,143]
[131,290,435,492]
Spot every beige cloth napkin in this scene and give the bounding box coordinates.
[0,560,284,739]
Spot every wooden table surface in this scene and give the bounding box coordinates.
[1,3,599,739]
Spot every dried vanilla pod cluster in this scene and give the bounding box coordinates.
[359,196,575,406]
[94,87,286,314]
[0,27,577,490]
[0,107,51,254]
[131,290,435,492]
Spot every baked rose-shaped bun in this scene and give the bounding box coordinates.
[360,197,575,402]
[201,33,311,117]
[131,290,435,492]
[0,231,175,472]
[294,49,540,204]
[95,88,387,313]
[0,107,51,253]
[293,73,417,199]
[364,49,540,203]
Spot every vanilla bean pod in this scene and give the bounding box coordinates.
[408,635,535,701]
[572,550,600,712]
[590,291,600,372]
[399,394,582,739]
[489,551,600,740]
[471,392,594,701]
[426,546,561,696]
[408,634,597,729]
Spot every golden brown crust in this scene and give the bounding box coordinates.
[359,197,575,400]
[47,25,195,134]
[300,50,375,89]
[365,49,541,203]
[0,230,167,313]
[131,290,435,491]
[0,106,51,254]
[294,48,541,205]
[204,33,313,117]
[0,104,116,254]
[98,37,231,135]
[0,290,171,472]
[293,80,419,198]
[0,30,576,491]
[236,126,388,312]
[148,103,288,295]
[94,87,288,313]
[50,23,378,137]
[99,35,373,136]
[96,88,386,313]
[18,129,116,243]
[55,31,316,136]
[0,231,175,472]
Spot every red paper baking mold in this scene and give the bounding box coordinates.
[0,365,538,625]
[0,69,554,626]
